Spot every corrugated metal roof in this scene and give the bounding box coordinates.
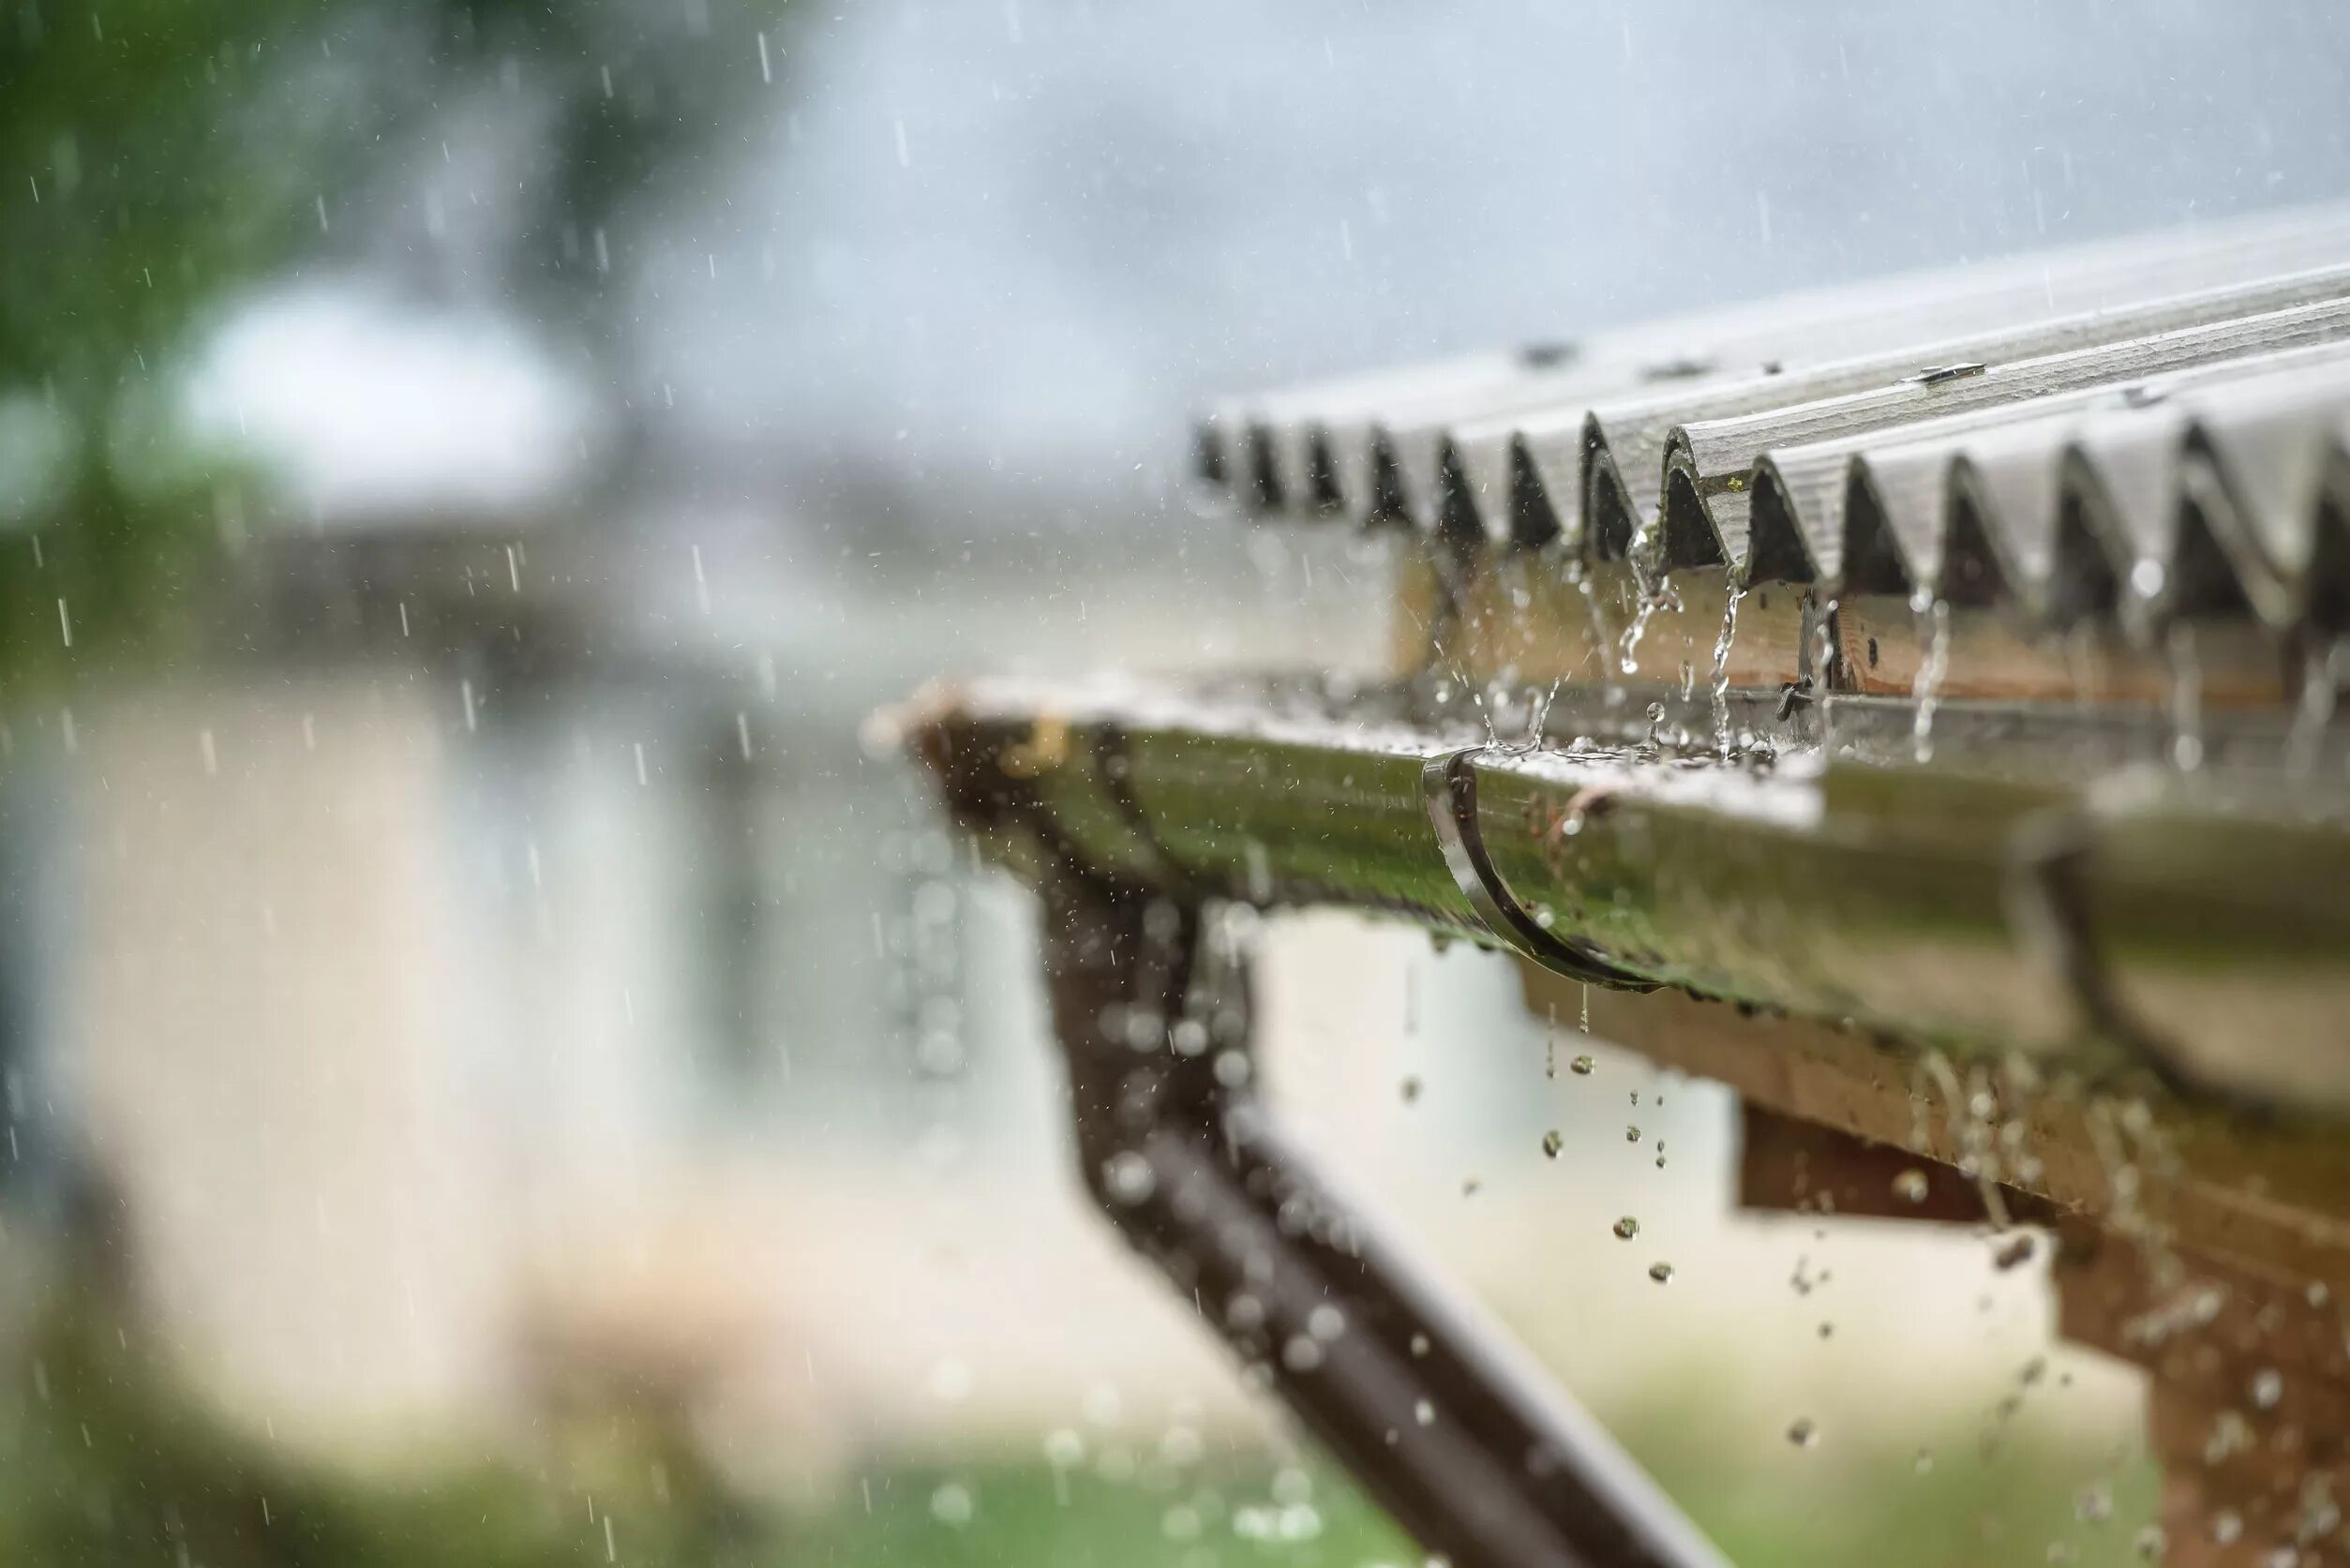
[1197,203,2350,646]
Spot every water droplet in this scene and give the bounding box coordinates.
[1647,1262,1674,1284]
[1309,1305,1346,1341]
[2210,1510,2242,1545]
[1042,1428,1085,1468]
[1786,1417,1818,1448]
[1400,1076,1423,1105]
[1570,1053,1595,1076]
[2076,1485,2113,1522]
[930,1482,975,1526]
[1414,1398,1436,1426]
[2252,1367,2283,1410]
[1612,1216,1639,1240]
[1624,1125,1641,1142]
[2133,1523,2166,1561]
[1102,1151,1156,1206]
[1914,1448,1935,1475]
[1540,1129,1564,1158]
[1281,1335,1325,1372]
[1893,1169,1931,1203]
[1994,1233,2037,1271]
[1409,1333,1430,1358]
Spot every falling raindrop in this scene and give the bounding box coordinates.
[1911,599,1951,763]
[2167,622,2205,771]
[1102,1151,1156,1206]
[1540,1129,1564,1158]
[2251,1368,2283,1410]
[931,1482,975,1527]
[1709,586,1745,757]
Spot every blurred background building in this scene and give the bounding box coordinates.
[5,3,2350,1564]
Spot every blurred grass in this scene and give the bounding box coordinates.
[0,1263,2159,1568]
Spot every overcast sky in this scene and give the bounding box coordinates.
[639,0,2350,508]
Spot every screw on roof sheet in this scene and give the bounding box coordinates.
[1518,340,1579,368]
[1906,362,1989,385]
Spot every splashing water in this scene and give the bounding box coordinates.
[1527,672,1569,747]
[1424,633,1503,749]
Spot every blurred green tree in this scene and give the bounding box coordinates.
[0,0,792,678]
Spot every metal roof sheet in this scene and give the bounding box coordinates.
[1199,203,2350,643]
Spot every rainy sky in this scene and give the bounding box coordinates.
[650,0,2350,500]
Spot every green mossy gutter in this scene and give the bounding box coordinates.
[902,678,2350,1118]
